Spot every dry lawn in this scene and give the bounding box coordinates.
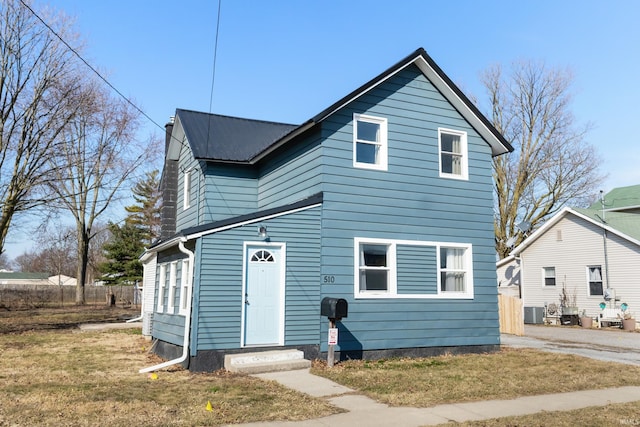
[0,307,339,426]
[311,347,640,407]
[440,402,640,426]
[4,307,640,426]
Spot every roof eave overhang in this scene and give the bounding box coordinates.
[510,207,640,256]
[261,49,512,158]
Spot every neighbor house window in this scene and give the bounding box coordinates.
[179,259,191,315]
[543,267,556,286]
[587,266,604,296]
[438,128,467,179]
[167,262,177,312]
[357,241,394,293]
[353,114,388,170]
[439,246,469,293]
[157,264,167,312]
[183,170,191,210]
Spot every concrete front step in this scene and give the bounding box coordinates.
[224,349,311,374]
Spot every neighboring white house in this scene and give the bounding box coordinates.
[47,275,77,287]
[498,185,640,323]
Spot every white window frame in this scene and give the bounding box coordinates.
[353,114,388,171]
[156,264,167,312]
[438,128,468,180]
[167,261,177,312]
[543,267,556,287]
[354,238,474,299]
[355,238,396,296]
[587,265,604,297]
[179,259,191,315]
[437,245,473,296]
[183,169,191,210]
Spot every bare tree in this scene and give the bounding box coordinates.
[0,0,83,254]
[48,83,148,304]
[483,61,604,259]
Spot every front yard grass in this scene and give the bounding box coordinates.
[3,307,640,426]
[311,347,640,407]
[0,307,339,426]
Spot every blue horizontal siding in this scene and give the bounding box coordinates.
[318,64,499,352]
[397,244,437,295]
[258,133,323,209]
[192,206,321,351]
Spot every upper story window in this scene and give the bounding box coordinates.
[438,128,468,180]
[353,114,388,171]
[543,267,556,287]
[183,170,191,210]
[587,266,604,296]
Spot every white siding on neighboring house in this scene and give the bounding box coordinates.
[496,255,520,298]
[142,254,157,337]
[517,214,640,318]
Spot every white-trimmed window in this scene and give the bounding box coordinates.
[167,262,177,312]
[587,265,604,296]
[438,128,468,179]
[157,264,167,312]
[354,238,473,299]
[353,114,388,170]
[439,246,470,293]
[543,267,556,287]
[357,240,395,294]
[179,259,191,315]
[183,169,191,210]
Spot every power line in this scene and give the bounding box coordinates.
[209,0,222,114]
[19,0,171,138]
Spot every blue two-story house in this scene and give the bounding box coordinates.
[140,48,512,372]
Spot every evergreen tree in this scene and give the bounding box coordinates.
[99,222,145,285]
[125,170,161,245]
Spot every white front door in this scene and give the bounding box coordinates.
[243,244,284,346]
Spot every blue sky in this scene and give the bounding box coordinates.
[6,0,640,256]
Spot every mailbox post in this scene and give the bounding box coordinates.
[320,297,348,367]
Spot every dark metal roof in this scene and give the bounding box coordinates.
[174,47,512,165]
[176,109,298,162]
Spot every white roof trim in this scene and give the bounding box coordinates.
[510,207,640,256]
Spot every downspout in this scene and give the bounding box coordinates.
[126,281,144,323]
[140,240,195,373]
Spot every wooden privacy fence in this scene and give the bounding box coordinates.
[498,294,524,336]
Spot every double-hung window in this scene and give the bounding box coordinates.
[157,264,167,312]
[183,170,191,210]
[354,238,473,299]
[543,267,556,287]
[179,259,191,315]
[438,128,468,179]
[358,242,394,293]
[587,266,604,296]
[439,247,468,293]
[353,114,388,170]
[167,262,177,312]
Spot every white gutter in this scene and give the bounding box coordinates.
[139,240,195,373]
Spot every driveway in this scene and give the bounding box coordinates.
[501,325,640,366]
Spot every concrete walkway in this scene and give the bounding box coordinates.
[232,326,640,426]
[230,369,640,426]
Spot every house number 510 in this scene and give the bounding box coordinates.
[322,275,335,284]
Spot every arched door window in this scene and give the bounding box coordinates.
[251,250,275,263]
